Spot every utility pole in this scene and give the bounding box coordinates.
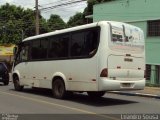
[35,0,39,35]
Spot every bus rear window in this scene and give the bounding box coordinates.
[112,34,123,42]
[109,24,144,52]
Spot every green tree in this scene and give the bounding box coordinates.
[21,8,36,39]
[67,0,113,26]
[67,12,85,27]
[0,3,24,44]
[40,18,49,34]
[0,3,49,44]
[47,14,66,31]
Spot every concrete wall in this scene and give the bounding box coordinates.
[93,0,160,85]
[94,0,160,22]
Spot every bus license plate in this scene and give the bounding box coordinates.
[121,83,131,88]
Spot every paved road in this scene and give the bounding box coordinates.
[0,82,160,120]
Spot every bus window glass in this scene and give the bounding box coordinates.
[48,37,59,58]
[109,24,144,52]
[31,40,41,60]
[85,29,99,55]
[21,45,29,61]
[48,36,69,59]
[111,26,124,44]
[15,42,30,63]
[20,44,29,61]
[40,39,48,59]
[60,36,69,57]
[71,32,85,57]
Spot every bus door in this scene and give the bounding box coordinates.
[19,42,33,85]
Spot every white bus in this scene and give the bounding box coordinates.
[12,21,145,99]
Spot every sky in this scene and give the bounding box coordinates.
[0,0,87,22]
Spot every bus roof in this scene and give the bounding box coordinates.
[23,21,142,42]
[23,22,99,42]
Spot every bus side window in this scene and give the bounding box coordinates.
[40,39,48,59]
[48,35,69,59]
[19,43,29,62]
[48,37,59,58]
[71,32,85,57]
[31,40,41,60]
[60,36,69,58]
[21,46,29,61]
[85,29,99,56]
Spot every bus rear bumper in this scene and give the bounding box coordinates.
[99,78,145,91]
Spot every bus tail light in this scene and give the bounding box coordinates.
[100,68,108,77]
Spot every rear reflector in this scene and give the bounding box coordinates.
[92,79,96,81]
[117,66,121,69]
[100,68,108,77]
[126,54,131,57]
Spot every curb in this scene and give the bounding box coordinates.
[108,91,160,99]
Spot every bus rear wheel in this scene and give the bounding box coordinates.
[52,78,66,99]
[87,91,105,98]
[13,75,23,91]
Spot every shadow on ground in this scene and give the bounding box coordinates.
[9,87,138,107]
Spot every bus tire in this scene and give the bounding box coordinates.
[87,91,105,98]
[52,78,66,99]
[13,75,24,91]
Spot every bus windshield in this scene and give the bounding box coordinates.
[109,23,144,52]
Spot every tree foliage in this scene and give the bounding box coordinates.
[68,0,109,26]
[47,14,66,31]
[67,12,85,27]
[0,4,65,44]
[67,0,113,26]
[0,3,46,44]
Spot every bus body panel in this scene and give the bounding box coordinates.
[14,57,99,91]
[99,78,145,91]
[13,63,34,86]
[108,55,145,79]
[64,58,98,91]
